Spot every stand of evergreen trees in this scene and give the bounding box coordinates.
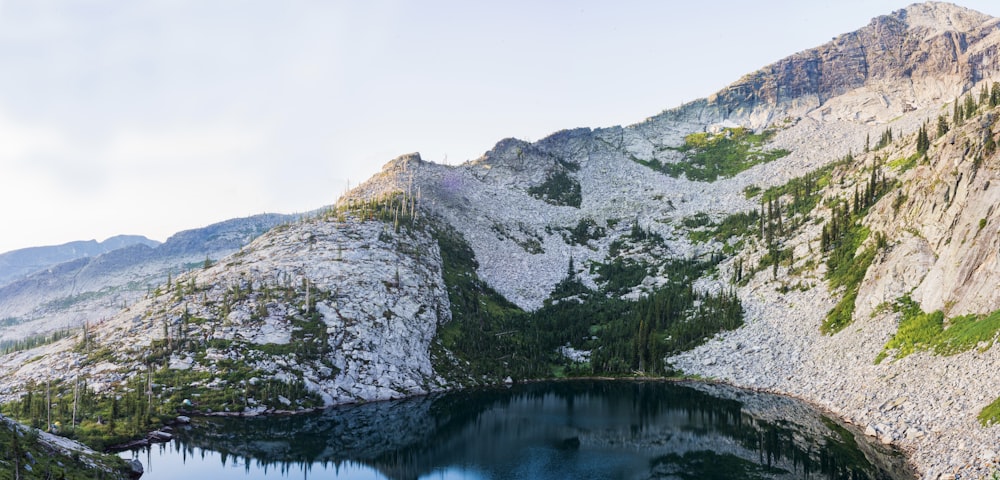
[433,222,743,381]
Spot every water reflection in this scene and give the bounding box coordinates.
[128,381,914,479]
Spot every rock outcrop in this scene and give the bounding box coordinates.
[701,2,1000,126]
[0,215,451,408]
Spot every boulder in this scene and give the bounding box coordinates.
[126,458,144,478]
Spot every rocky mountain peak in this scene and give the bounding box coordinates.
[383,152,424,170]
[892,1,994,37]
[693,2,999,127]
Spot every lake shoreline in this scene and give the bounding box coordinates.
[117,376,918,479]
[120,379,913,480]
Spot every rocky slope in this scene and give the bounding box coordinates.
[2,2,1000,479]
[0,213,294,342]
[0,214,450,409]
[0,414,136,479]
[670,94,1000,479]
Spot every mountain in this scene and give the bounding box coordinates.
[1,2,998,478]
[0,235,160,288]
[0,213,295,342]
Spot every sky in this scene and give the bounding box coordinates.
[2,1,1000,253]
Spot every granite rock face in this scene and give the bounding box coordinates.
[705,2,1000,126]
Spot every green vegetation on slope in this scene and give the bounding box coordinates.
[820,165,889,334]
[874,296,1000,426]
[432,222,742,380]
[888,153,921,173]
[0,329,76,355]
[3,274,331,451]
[759,163,835,217]
[980,396,1000,426]
[0,418,130,480]
[527,170,582,207]
[688,162,836,286]
[432,223,535,381]
[875,296,1000,364]
[635,127,790,182]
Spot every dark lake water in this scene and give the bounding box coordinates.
[122,380,914,479]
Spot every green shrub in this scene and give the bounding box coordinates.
[634,127,789,182]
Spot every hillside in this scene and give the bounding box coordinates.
[1,2,999,479]
[0,213,295,344]
[0,414,137,479]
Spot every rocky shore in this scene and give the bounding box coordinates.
[670,272,1000,480]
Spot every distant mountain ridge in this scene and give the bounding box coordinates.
[0,235,160,287]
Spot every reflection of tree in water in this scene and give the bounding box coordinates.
[166,381,912,480]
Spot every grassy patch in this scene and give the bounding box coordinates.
[635,127,790,182]
[979,396,1000,426]
[888,153,921,173]
[875,296,1000,363]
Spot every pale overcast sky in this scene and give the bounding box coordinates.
[1,1,999,253]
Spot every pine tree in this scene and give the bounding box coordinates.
[916,124,930,155]
[936,115,949,138]
[965,94,977,118]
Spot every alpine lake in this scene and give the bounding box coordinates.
[121,380,915,480]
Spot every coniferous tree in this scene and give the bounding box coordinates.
[916,124,930,155]
[936,115,949,138]
[965,94,977,119]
